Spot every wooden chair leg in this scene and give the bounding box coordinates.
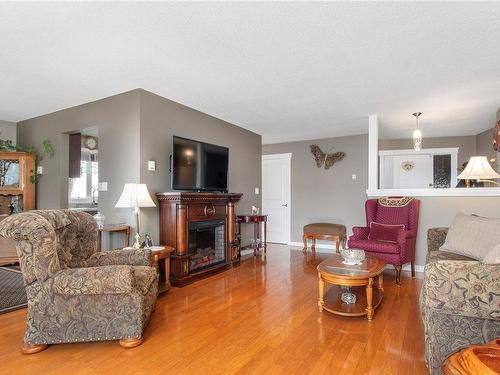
[302,234,308,253]
[119,337,144,348]
[394,265,402,286]
[21,343,49,354]
[411,262,415,277]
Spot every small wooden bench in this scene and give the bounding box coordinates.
[302,223,346,253]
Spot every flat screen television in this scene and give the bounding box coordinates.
[171,136,229,192]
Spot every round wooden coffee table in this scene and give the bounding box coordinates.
[317,254,385,321]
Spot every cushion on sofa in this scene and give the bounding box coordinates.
[483,243,500,264]
[440,213,500,261]
[368,222,404,243]
[426,249,475,263]
[348,239,400,254]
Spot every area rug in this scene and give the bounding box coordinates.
[0,266,27,314]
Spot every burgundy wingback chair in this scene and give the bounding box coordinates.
[348,197,420,285]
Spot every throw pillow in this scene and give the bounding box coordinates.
[483,243,500,264]
[368,222,405,243]
[440,213,500,261]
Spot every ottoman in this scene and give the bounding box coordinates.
[303,223,346,253]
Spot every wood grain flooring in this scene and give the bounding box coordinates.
[0,245,428,375]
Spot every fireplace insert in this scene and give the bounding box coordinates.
[188,220,226,272]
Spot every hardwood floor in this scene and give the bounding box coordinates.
[0,245,428,375]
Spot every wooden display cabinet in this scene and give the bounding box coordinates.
[0,152,36,213]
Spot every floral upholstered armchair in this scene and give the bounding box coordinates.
[0,210,158,354]
[420,228,500,374]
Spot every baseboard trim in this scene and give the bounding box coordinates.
[288,241,424,273]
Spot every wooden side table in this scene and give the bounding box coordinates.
[98,224,130,251]
[151,246,175,294]
[237,215,267,256]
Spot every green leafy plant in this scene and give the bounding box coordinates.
[0,134,55,184]
[0,139,16,152]
[39,139,55,161]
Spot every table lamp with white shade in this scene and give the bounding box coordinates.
[115,183,156,249]
[457,156,500,187]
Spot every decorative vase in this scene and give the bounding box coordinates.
[340,248,366,265]
[93,212,105,229]
[340,286,356,304]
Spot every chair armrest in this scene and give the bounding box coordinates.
[422,260,500,320]
[51,265,135,295]
[350,226,370,240]
[427,227,449,253]
[405,230,416,239]
[86,248,152,267]
[396,229,415,244]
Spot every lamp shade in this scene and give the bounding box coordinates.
[115,183,156,208]
[457,156,500,180]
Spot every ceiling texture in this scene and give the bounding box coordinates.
[1,2,500,144]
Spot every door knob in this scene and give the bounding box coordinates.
[281,203,288,207]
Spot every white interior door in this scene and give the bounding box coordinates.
[262,154,291,244]
[392,154,433,188]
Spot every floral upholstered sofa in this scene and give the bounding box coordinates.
[0,209,158,353]
[420,228,500,374]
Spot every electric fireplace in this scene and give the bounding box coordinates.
[188,220,226,272]
[156,192,242,287]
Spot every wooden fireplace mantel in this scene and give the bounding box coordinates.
[156,191,243,203]
[156,192,243,287]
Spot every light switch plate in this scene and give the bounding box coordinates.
[36,166,43,175]
[351,174,357,180]
[254,187,259,195]
[148,160,156,171]
[98,182,108,192]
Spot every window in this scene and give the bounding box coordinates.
[69,159,98,203]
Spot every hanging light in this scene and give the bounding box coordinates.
[412,112,422,151]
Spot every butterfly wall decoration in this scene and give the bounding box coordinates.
[310,145,346,170]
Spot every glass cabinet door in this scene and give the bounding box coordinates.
[0,159,20,188]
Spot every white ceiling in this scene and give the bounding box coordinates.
[1,2,500,144]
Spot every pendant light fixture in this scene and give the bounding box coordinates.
[412,112,423,151]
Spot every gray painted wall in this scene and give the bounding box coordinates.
[139,90,262,245]
[0,120,17,145]
[264,133,500,268]
[16,89,261,248]
[262,135,368,244]
[476,128,499,172]
[17,90,142,248]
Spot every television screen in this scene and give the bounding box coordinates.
[172,136,228,191]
